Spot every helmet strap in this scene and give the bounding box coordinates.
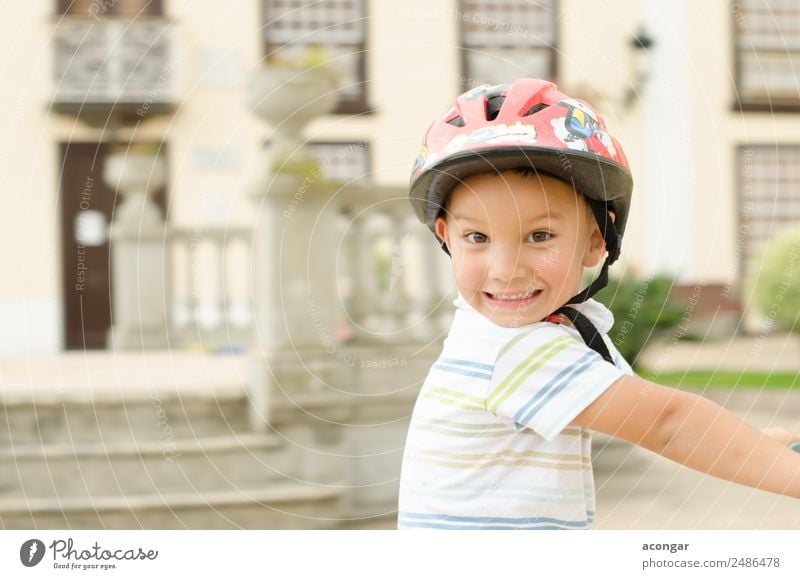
[552,200,620,364]
[438,236,451,257]
[553,255,614,364]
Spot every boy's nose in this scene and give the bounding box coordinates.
[487,246,529,282]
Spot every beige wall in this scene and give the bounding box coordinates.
[0,1,61,352]
[688,0,800,287]
[559,0,646,278]
[5,0,793,352]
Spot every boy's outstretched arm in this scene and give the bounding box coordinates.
[570,374,800,498]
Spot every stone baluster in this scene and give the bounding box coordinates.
[341,209,367,340]
[363,211,394,337]
[384,207,413,341]
[419,224,453,335]
[106,150,169,350]
[215,237,226,330]
[185,236,199,328]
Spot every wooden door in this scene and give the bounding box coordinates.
[59,142,166,349]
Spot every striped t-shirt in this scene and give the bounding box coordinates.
[398,294,633,530]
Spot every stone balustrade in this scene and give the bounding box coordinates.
[167,226,253,350]
[334,182,455,344]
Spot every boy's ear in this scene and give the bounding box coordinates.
[582,225,606,268]
[434,216,450,249]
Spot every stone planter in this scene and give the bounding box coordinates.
[105,150,168,349]
[104,151,166,231]
[245,65,339,171]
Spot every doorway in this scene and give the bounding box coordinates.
[59,142,167,349]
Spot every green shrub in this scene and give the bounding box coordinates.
[747,224,800,333]
[593,274,686,369]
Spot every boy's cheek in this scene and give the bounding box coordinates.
[532,247,561,274]
[543,247,560,267]
[451,258,485,289]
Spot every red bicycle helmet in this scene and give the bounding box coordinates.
[408,78,634,363]
[410,78,632,238]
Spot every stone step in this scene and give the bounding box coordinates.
[1,393,250,445]
[0,434,302,499]
[0,483,344,529]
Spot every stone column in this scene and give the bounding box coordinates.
[244,64,343,429]
[106,150,169,349]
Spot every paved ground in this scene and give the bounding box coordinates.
[594,332,800,529]
[2,332,799,530]
[593,402,800,530]
[637,332,800,373]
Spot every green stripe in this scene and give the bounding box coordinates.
[416,424,509,438]
[497,328,538,360]
[405,482,586,497]
[415,447,586,463]
[421,391,485,411]
[408,453,589,471]
[426,385,485,405]
[407,489,587,504]
[422,417,508,431]
[487,336,574,411]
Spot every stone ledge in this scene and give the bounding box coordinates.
[0,482,343,515]
[0,352,248,406]
[0,433,283,460]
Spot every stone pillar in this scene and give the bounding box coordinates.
[106,150,169,349]
[240,65,446,524]
[244,63,342,429]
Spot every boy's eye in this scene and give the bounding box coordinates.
[464,232,488,244]
[528,231,552,243]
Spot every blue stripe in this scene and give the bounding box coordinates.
[398,511,590,528]
[438,358,494,372]
[433,363,492,380]
[514,352,597,426]
[399,521,588,530]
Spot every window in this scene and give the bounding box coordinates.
[459,0,557,89]
[733,0,800,110]
[737,146,800,279]
[262,0,368,114]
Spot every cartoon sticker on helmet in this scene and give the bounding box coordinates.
[411,144,427,174]
[443,122,538,152]
[550,99,618,159]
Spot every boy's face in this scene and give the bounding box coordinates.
[434,171,607,328]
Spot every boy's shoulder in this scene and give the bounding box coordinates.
[445,294,631,374]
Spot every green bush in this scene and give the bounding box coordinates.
[593,274,686,369]
[747,225,800,333]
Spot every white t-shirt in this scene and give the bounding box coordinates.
[398,294,634,530]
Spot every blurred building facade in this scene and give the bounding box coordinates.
[0,0,797,352]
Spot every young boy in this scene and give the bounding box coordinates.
[397,78,800,530]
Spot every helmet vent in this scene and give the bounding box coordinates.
[486,95,505,121]
[447,115,466,127]
[522,103,550,117]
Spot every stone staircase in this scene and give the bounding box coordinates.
[0,387,351,529]
[0,352,425,530]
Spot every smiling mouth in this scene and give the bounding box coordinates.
[485,290,542,302]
